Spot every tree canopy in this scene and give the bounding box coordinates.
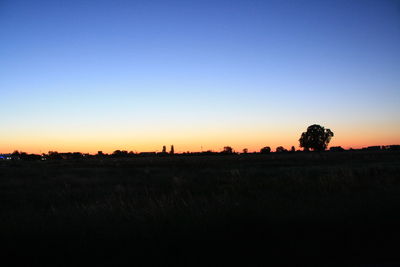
[299,124,334,151]
[276,146,287,153]
[260,146,271,154]
[222,146,233,154]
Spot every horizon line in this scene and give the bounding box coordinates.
[1,144,400,155]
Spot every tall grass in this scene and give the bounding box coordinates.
[1,151,399,265]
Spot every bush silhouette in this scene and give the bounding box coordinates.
[260,146,271,154]
[221,146,233,154]
[276,146,287,153]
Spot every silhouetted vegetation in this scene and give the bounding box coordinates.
[276,146,287,153]
[260,146,271,154]
[3,143,400,163]
[1,126,400,265]
[330,146,345,152]
[221,146,234,154]
[112,150,128,158]
[299,124,334,151]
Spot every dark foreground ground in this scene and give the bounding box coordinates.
[1,151,400,266]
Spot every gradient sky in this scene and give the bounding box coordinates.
[1,0,399,153]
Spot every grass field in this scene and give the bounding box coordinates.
[1,151,400,266]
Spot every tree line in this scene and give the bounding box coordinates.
[1,124,399,161]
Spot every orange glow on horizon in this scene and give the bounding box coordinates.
[2,139,399,154]
[1,123,399,154]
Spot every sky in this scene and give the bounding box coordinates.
[1,0,399,153]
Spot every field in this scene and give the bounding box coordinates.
[1,151,400,266]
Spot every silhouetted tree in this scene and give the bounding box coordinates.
[112,150,128,157]
[48,151,62,160]
[290,146,296,152]
[242,148,248,154]
[162,146,167,153]
[170,145,174,155]
[299,124,334,151]
[260,146,271,154]
[276,146,287,153]
[221,146,233,154]
[113,150,122,156]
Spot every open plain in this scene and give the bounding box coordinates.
[1,151,400,265]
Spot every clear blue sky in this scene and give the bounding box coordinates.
[1,0,399,153]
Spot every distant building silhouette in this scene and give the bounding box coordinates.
[0,154,12,160]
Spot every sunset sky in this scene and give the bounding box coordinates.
[1,0,399,153]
